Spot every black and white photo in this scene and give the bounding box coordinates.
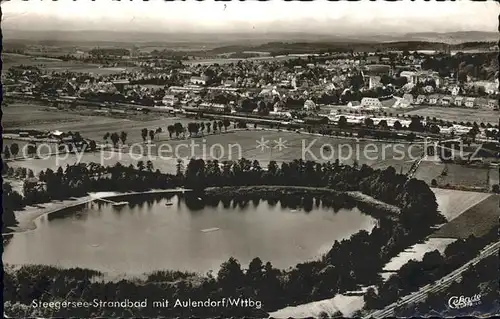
[1,1,499,318]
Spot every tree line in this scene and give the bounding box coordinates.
[3,158,446,317]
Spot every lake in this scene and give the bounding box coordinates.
[3,193,376,275]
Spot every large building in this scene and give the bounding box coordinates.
[363,64,393,77]
[368,76,382,89]
[112,80,130,92]
[190,76,209,86]
[360,97,382,109]
[400,71,418,84]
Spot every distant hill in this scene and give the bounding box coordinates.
[3,29,497,57]
[401,31,498,44]
[3,29,498,46]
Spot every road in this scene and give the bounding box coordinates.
[365,241,500,318]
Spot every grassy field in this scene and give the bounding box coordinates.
[432,188,492,221]
[20,115,194,145]
[430,194,499,239]
[415,161,490,189]
[5,104,424,179]
[125,130,422,172]
[489,167,499,187]
[3,103,193,144]
[3,53,65,70]
[3,53,138,75]
[405,106,500,125]
[183,55,300,66]
[7,130,422,175]
[3,103,92,128]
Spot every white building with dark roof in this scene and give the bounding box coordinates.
[360,97,382,109]
[464,97,476,108]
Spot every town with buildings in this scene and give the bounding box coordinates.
[2,1,499,319]
[4,45,500,141]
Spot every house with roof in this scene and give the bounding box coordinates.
[474,98,489,109]
[464,97,476,108]
[440,96,453,106]
[190,76,208,86]
[487,99,499,109]
[368,76,382,89]
[428,94,439,105]
[453,96,464,107]
[112,80,130,92]
[162,94,178,106]
[400,71,417,84]
[347,101,361,108]
[416,95,426,104]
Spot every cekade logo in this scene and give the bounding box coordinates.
[448,294,482,309]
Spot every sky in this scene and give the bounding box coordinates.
[1,0,498,34]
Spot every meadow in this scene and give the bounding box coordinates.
[432,188,492,221]
[3,103,90,128]
[430,194,499,239]
[4,103,191,144]
[7,128,423,177]
[415,161,490,189]
[405,106,500,125]
[3,53,138,75]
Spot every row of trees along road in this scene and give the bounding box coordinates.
[163,120,232,139]
[103,131,128,147]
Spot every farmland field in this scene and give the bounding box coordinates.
[415,161,490,189]
[405,106,500,125]
[432,188,492,221]
[3,103,92,127]
[2,53,66,70]
[3,103,193,143]
[430,194,499,239]
[183,54,304,66]
[7,130,423,175]
[489,166,499,188]
[20,115,194,144]
[2,53,138,75]
[414,160,445,182]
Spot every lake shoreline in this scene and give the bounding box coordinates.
[3,185,399,237]
[2,188,191,236]
[203,185,400,218]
